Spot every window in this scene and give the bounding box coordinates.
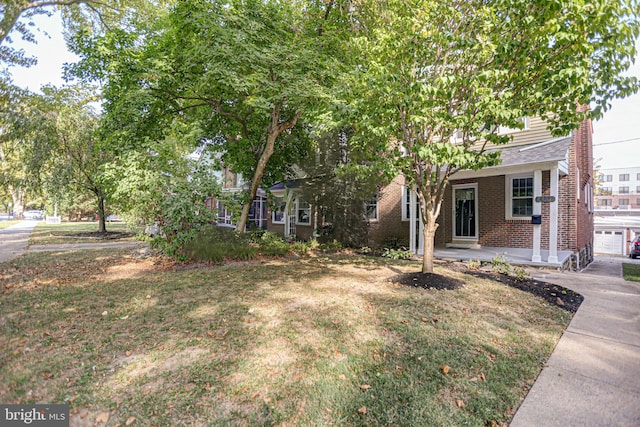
[365,193,379,221]
[498,117,530,135]
[509,176,534,218]
[637,173,640,181]
[600,187,612,195]
[598,199,612,207]
[636,199,640,206]
[296,198,311,225]
[402,186,411,221]
[216,200,234,226]
[619,199,629,206]
[619,174,630,181]
[603,175,613,182]
[637,186,640,194]
[619,186,630,194]
[272,196,286,224]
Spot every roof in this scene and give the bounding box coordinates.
[493,136,573,168]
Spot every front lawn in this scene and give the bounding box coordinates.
[0,251,572,426]
[28,221,138,245]
[622,262,640,282]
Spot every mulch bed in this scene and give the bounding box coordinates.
[388,262,584,313]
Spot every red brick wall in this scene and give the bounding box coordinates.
[368,176,410,248]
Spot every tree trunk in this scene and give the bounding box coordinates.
[235,107,302,233]
[235,132,277,233]
[96,194,107,233]
[422,221,437,274]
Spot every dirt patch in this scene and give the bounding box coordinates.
[390,263,584,313]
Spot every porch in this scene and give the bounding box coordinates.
[433,246,574,269]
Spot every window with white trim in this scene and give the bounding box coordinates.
[507,175,534,219]
[619,174,630,181]
[216,200,234,226]
[365,193,379,221]
[498,117,530,135]
[619,186,630,194]
[619,199,630,206]
[296,198,311,225]
[402,186,411,221]
[272,196,286,224]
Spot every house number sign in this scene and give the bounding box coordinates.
[534,196,556,203]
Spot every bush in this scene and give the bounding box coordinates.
[382,247,413,260]
[183,226,258,263]
[490,253,511,275]
[319,240,343,253]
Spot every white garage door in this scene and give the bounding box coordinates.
[594,230,624,255]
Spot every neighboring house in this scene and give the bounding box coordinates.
[592,166,640,256]
[266,116,595,270]
[190,142,268,231]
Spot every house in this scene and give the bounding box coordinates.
[265,116,595,270]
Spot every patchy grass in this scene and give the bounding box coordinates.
[0,251,572,426]
[29,222,138,245]
[0,220,21,230]
[622,263,640,282]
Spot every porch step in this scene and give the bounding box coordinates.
[446,241,481,249]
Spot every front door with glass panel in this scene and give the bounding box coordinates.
[454,186,477,239]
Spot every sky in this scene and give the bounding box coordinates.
[6,11,640,170]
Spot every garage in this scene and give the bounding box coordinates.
[594,230,624,255]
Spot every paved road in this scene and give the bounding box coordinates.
[511,256,640,427]
[0,220,40,263]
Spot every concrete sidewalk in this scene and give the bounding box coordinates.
[0,220,39,263]
[510,256,640,426]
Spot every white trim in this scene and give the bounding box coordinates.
[548,165,559,263]
[505,173,535,220]
[532,170,543,263]
[452,183,479,241]
[271,196,286,224]
[295,198,311,226]
[401,186,411,221]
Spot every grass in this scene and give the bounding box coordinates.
[28,221,138,245]
[622,262,640,282]
[0,250,572,426]
[0,220,21,230]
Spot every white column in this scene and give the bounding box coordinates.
[409,188,417,253]
[532,170,543,262]
[548,166,559,263]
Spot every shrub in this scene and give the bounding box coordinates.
[490,253,511,275]
[183,226,258,263]
[512,266,531,282]
[319,240,343,253]
[468,258,481,269]
[382,247,413,260]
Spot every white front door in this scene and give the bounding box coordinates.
[453,185,478,240]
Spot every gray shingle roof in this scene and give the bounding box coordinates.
[493,136,572,167]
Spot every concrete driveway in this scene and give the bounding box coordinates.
[0,220,40,263]
[510,256,640,426]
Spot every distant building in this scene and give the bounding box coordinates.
[593,167,640,256]
[594,167,640,210]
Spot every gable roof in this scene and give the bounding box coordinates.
[494,136,572,168]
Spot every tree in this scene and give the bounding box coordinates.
[0,85,54,217]
[347,0,640,273]
[297,129,388,247]
[40,85,115,231]
[77,0,345,233]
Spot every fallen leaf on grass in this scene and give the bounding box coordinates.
[441,365,451,375]
[456,399,465,408]
[95,412,109,424]
[357,406,367,415]
[126,416,136,425]
[360,384,371,391]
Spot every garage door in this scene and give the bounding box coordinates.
[594,230,624,255]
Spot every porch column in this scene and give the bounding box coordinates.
[532,170,543,262]
[409,188,417,253]
[283,192,294,238]
[548,165,559,263]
